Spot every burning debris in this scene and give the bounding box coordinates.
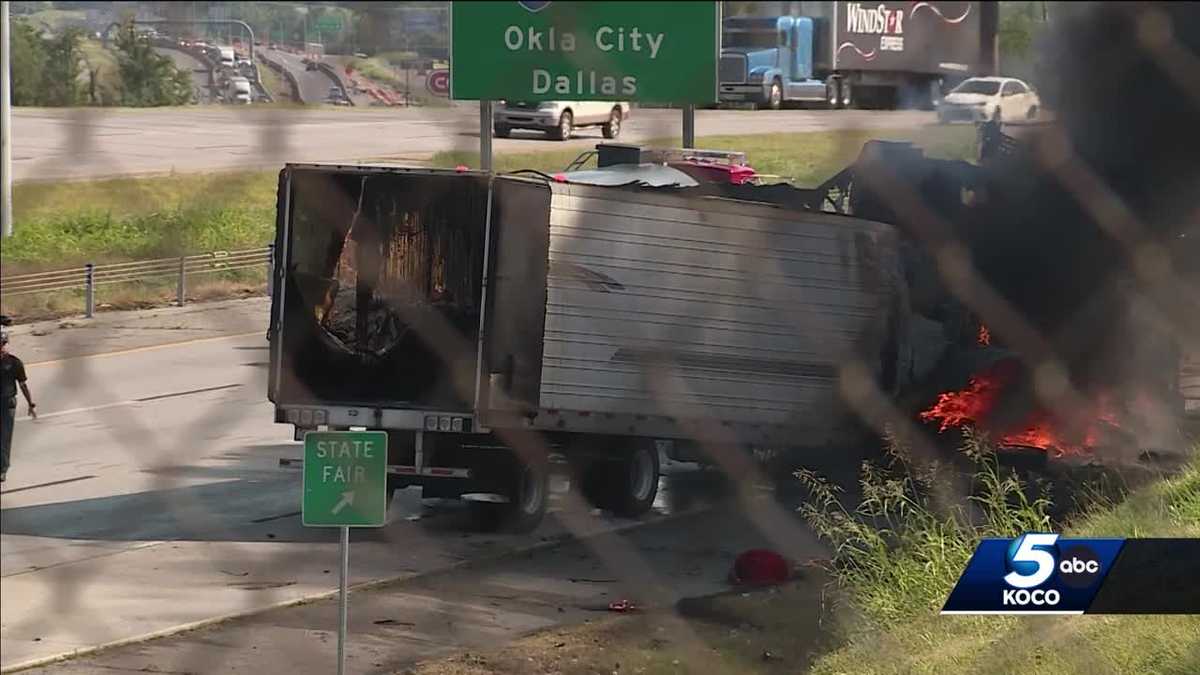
[919,359,1125,457]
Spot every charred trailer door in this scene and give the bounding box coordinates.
[269,166,493,423]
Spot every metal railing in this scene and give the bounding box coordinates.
[1,246,273,318]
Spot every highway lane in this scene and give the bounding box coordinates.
[262,48,340,104]
[11,106,937,182]
[0,306,819,670]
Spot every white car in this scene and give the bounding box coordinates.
[494,101,631,141]
[938,77,1040,124]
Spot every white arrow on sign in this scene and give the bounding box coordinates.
[331,490,355,515]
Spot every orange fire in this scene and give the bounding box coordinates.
[977,324,992,346]
[919,359,1121,456]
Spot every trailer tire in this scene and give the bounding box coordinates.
[494,124,511,138]
[827,79,842,109]
[841,82,854,109]
[470,451,548,533]
[577,443,660,517]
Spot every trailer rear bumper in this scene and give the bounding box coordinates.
[277,404,477,440]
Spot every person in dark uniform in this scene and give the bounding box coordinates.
[1,330,37,482]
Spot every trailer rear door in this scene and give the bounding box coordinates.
[270,166,491,411]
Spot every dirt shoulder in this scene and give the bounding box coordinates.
[409,572,837,675]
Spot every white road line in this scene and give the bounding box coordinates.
[16,400,135,423]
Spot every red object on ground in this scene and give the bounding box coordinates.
[454,165,470,173]
[608,599,637,612]
[730,549,791,586]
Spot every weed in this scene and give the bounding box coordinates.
[795,426,1051,624]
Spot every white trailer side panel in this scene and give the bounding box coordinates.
[538,183,902,429]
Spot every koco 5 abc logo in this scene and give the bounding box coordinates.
[1002,533,1101,606]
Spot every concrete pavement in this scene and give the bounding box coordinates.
[0,298,825,672]
[10,106,937,182]
[153,47,213,104]
[261,48,340,105]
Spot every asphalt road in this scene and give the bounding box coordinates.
[153,47,212,104]
[0,300,825,672]
[11,106,937,182]
[262,48,340,105]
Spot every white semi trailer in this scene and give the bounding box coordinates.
[267,150,915,532]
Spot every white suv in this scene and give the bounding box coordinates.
[494,101,631,141]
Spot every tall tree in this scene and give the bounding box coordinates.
[9,21,48,106]
[42,28,85,106]
[114,20,193,106]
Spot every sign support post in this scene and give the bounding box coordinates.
[302,430,389,675]
[683,104,696,149]
[480,100,493,171]
[337,525,349,675]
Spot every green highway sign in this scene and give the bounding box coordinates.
[302,431,388,527]
[450,1,719,103]
[316,15,343,32]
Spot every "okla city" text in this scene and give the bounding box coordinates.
[504,25,666,97]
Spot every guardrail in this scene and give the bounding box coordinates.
[258,51,303,103]
[315,62,356,106]
[1,247,274,318]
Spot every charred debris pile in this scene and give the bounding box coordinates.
[847,2,1199,461]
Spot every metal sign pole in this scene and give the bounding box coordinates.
[682,104,695,149]
[337,525,349,675]
[1,0,13,238]
[479,100,493,171]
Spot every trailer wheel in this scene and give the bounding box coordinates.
[577,444,660,517]
[494,124,511,138]
[841,82,854,109]
[826,79,841,109]
[470,451,548,533]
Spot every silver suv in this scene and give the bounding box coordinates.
[494,101,631,141]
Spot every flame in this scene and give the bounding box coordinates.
[977,324,992,346]
[919,359,1122,456]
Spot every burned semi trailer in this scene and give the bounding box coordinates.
[267,164,914,531]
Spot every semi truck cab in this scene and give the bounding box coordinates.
[719,2,994,110]
[719,16,830,110]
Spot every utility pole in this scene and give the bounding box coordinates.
[2,0,13,238]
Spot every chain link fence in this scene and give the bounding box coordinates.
[1,2,1198,674]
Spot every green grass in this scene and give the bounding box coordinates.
[346,56,403,89]
[3,126,973,319]
[78,39,122,106]
[257,60,290,102]
[4,171,279,273]
[6,127,972,272]
[803,431,1200,675]
[427,125,977,184]
[18,8,86,33]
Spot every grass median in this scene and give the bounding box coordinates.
[2,125,975,320]
[407,437,1199,675]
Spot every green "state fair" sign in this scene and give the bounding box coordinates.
[450,1,719,103]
